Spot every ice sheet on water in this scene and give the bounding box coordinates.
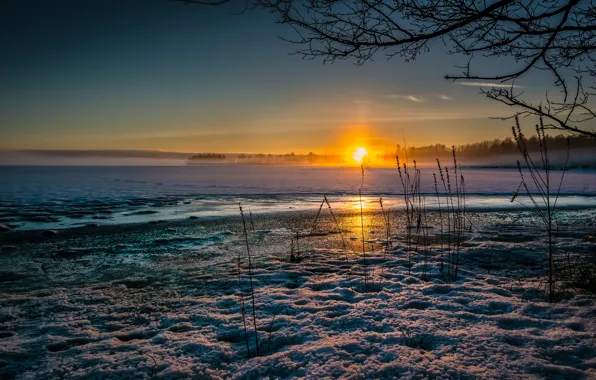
[1,166,595,230]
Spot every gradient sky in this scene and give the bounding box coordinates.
[0,0,559,153]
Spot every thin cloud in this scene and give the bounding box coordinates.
[266,110,513,124]
[438,94,451,100]
[353,100,373,104]
[407,95,424,103]
[457,82,522,88]
[386,94,425,103]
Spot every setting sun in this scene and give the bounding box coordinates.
[352,147,368,164]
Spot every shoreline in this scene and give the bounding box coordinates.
[0,194,596,236]
[0,208,364,246]
[2,206,595,247]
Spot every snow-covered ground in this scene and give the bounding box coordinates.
[1,209,595,379]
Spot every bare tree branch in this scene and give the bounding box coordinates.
[183,0,596,136]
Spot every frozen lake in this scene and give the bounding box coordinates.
[1,165,595,230]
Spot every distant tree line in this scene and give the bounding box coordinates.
[189,153,226,160]
[378,134,595,162]
[187,152,345,165]
[235,152,343,164]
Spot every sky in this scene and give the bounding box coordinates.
[0,0,558,154]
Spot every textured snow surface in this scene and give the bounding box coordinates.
[1,230,595,379]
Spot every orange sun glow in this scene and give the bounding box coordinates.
[352,147,368,164]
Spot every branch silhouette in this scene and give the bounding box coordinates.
[177,0,596,136]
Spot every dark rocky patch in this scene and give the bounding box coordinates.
[25,216,60,223]
[47,341,70,352]
[168,323,194,333]
[115,330,157,342]
[403,300,431,310]
[125,210,159,216]
[113,277,151,289]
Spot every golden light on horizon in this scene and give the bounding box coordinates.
[352,147,368,165]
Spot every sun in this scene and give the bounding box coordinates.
[352,147,368,165]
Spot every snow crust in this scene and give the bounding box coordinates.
[1,226,595,379]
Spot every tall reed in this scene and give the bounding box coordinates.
[435,148,469,282]
[433,173,444,275]
[302,197,326,258]
[379,197,390,276]
[396,156,423,277]
[239,203,260,356]
[323,196,352,263]
[511,115,570,302]
[359,165,368,292]
[236,238,251,358]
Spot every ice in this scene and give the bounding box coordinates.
[1,167,596,231]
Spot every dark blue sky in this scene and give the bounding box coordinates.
[0,0,550,153]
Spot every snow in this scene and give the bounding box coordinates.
[1,214,595,379]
